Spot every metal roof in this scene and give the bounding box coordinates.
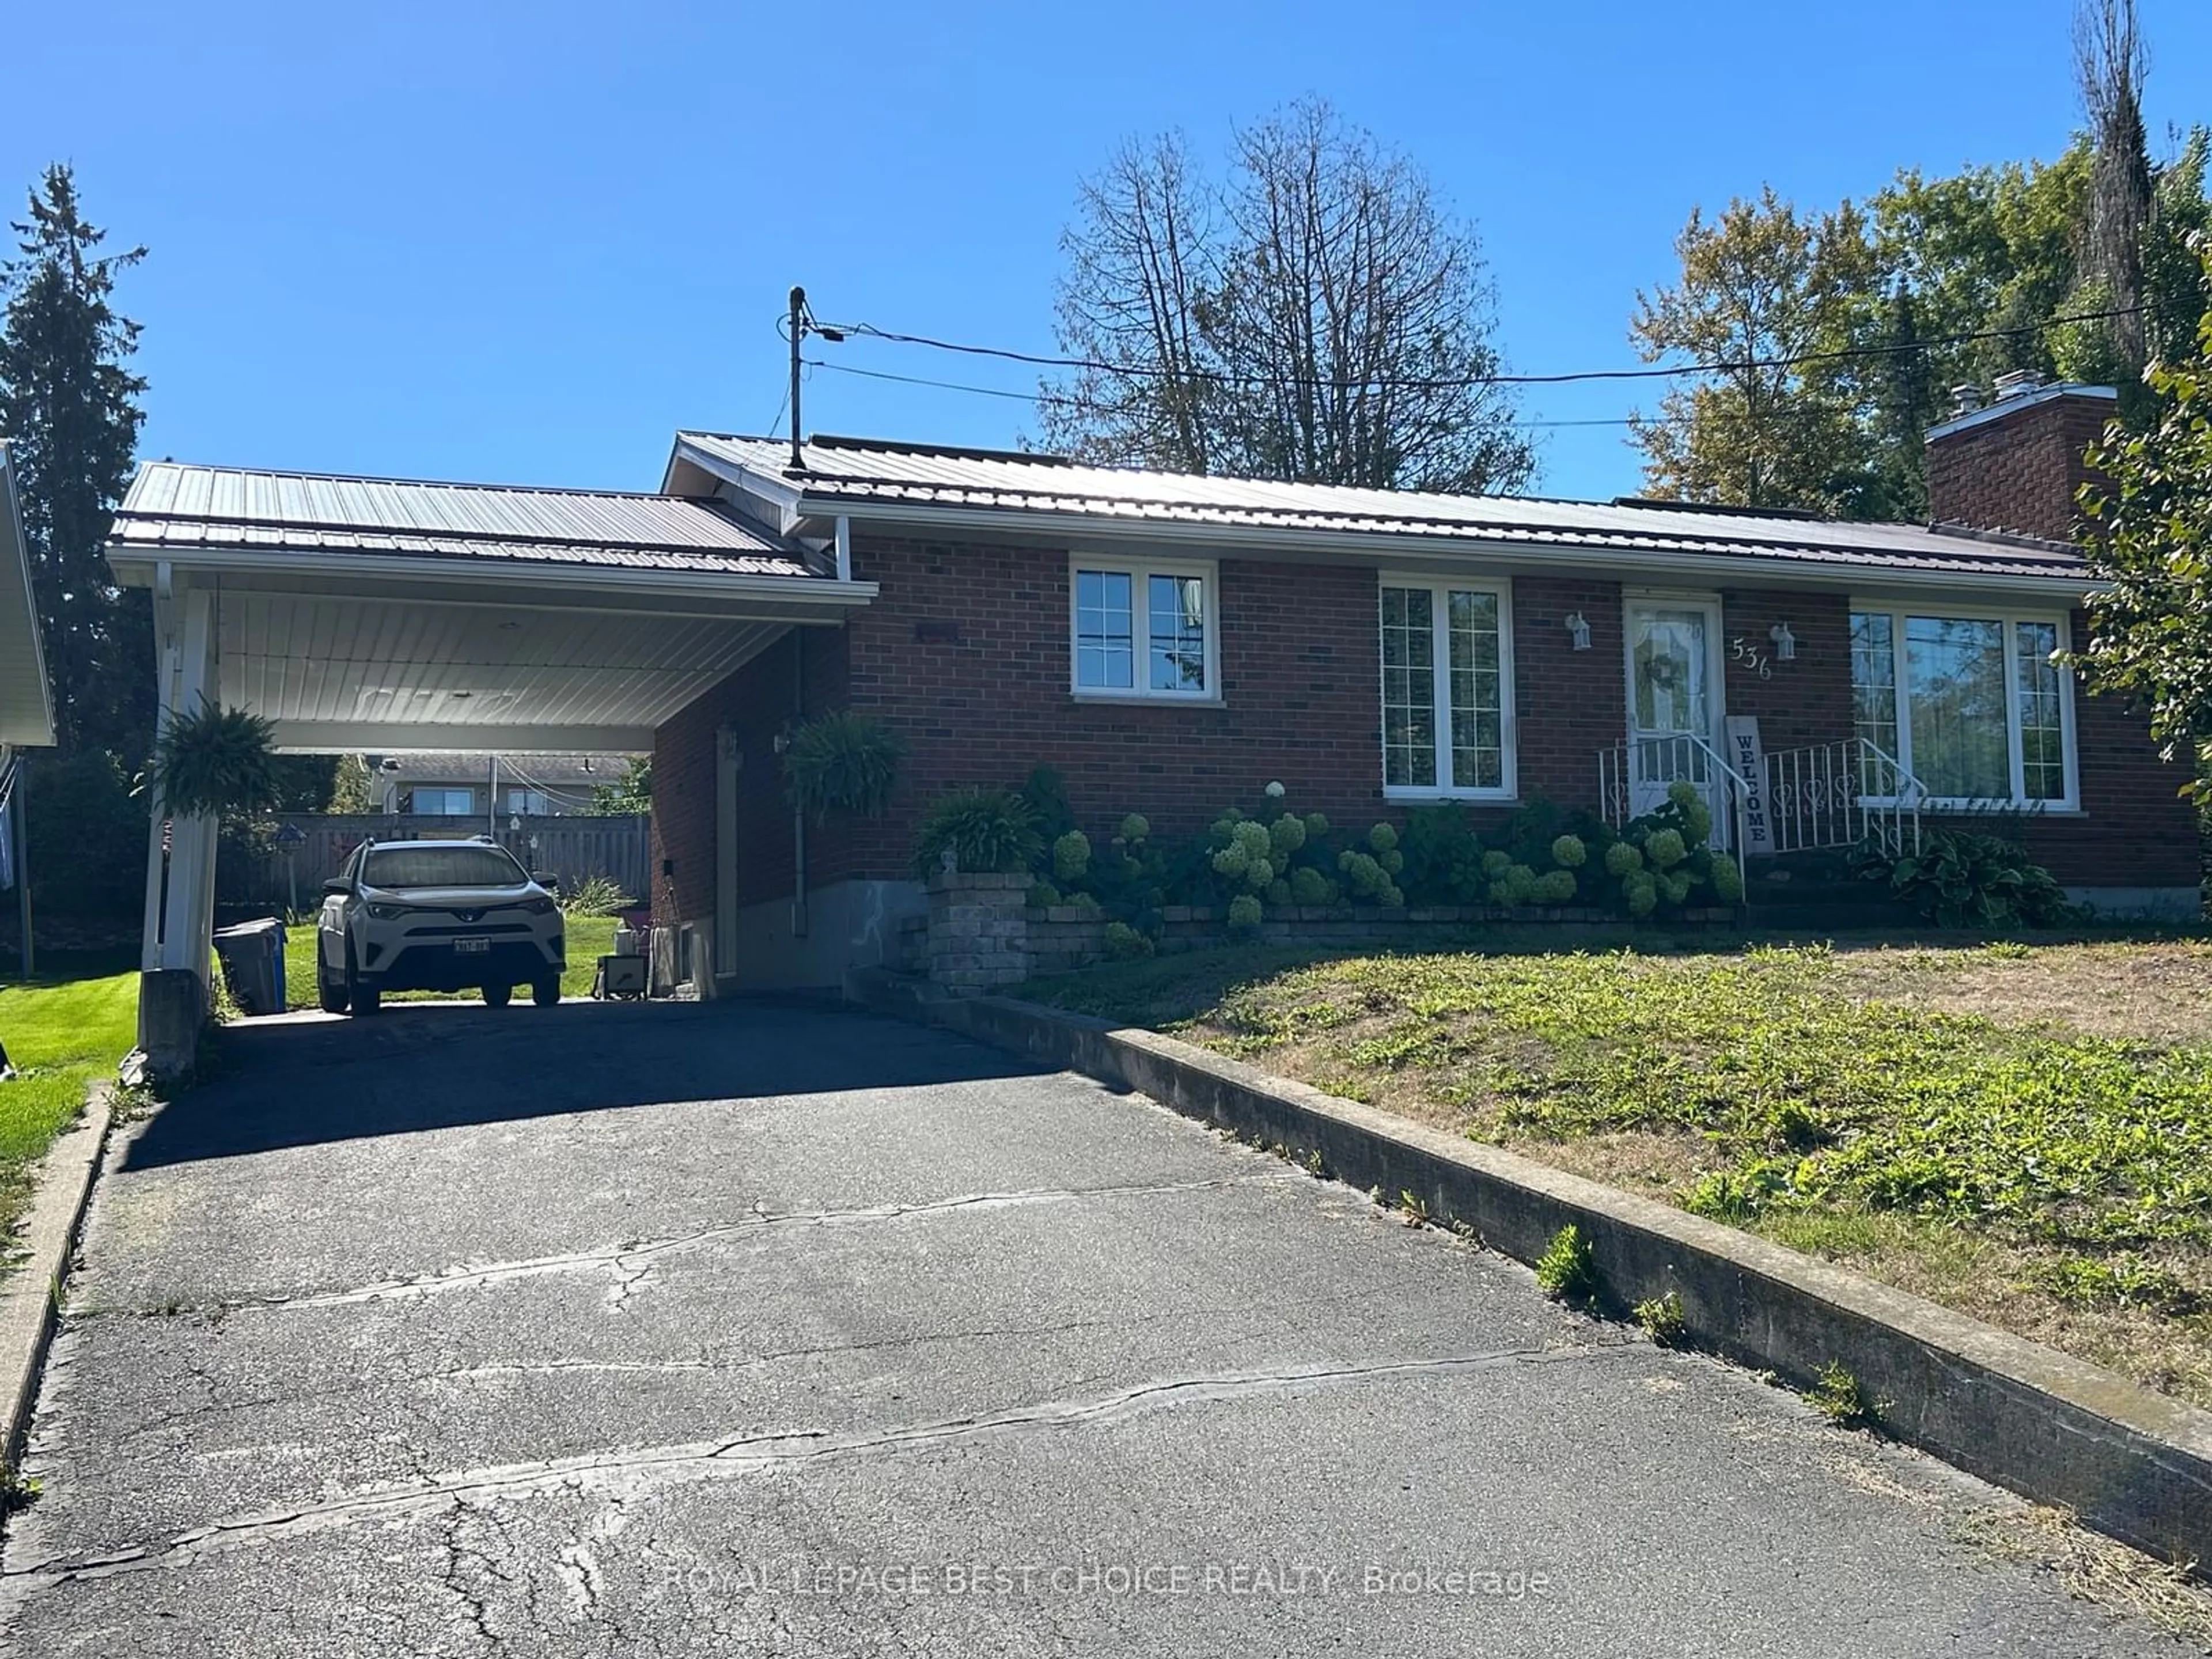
[676,432,2090,584]
[112,461,822,578]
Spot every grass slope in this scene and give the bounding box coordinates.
[0,971,137,1236]
[1027,934,2212,1410]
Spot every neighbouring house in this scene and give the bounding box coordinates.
[368,752,633,818]
[99,372,2198,1021]
[0,442,55,964]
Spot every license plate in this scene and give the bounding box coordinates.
[454,938,491,955]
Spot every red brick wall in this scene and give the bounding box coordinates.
[1924,391,2115,543]
[652,530,2199,922]
[833,538,1385,876]
[1721,588,1853,752]
[649,626,851,927]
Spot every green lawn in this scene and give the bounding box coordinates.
[0,970,138,1235]
[1026,934,2212,1411]
[281,916,618,1009]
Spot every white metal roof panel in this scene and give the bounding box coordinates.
[677,433,2088,583]
[114,461,821,578]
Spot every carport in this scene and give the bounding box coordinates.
[101,462,875,1062]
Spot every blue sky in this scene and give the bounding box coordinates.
[8,1,2211,504]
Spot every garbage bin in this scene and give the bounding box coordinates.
[212,918,288,1016]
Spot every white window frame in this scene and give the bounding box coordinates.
[1378,574,1518,802]
[1849,600,2079,811]
[1066,554,1221,703]
[504,787,552,816]
[408,787,474,816]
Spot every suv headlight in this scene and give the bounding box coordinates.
[521,896,558,915]
[365,903,411,921]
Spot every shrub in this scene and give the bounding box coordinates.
[782,709,906,821]
[1119,813,1151,844]
[1226,893,1264,931]
[1052,830,1092,882]
[1624,874,1658,917]
[1644,828,1687,869]
[1268,814,1307,857]
[1103,920,1154,960]
[911,786,1043,877]
[559,873,632,916]
[1027,881,1062,910]
[1302,812,1330,840]
[25,752,149,922]
[1535,1224,1600,1302]
[1551,834,1587,868]
[1533,869,1580,905]
[1488,862,1539,907]
[1289,866,1336,906]
[1021,765,1075,840]
[1604,841,1644,878]
[1851,829,2078,929]
[1338,849,1404,907]
[1709,858,1745,904]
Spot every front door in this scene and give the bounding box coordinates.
[1624,595,1724,823]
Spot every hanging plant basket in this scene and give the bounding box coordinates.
[144,700,284,820]
[781,709,906,822]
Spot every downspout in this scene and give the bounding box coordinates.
[790,630,807,938]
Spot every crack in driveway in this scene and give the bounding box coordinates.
[68,1174,1302,1320]
[1,1342,1638,1594]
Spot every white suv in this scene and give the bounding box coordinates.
[317,837,566,1015]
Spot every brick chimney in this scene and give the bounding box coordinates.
[1923,375,2118,541]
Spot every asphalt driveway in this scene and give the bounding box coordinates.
[0,997,2184,1655]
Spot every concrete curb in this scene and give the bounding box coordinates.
[0,1085,113,1476]
[847,968,2212,1573]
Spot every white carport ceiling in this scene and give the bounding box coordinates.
[221,593,789,752]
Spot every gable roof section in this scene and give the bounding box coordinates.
[0,442,55,748]
[112,461,823,578]
[674,431,2090,586]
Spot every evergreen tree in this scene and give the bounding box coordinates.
[0,165,150,759]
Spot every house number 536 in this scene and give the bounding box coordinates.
[1729,637,1772,680]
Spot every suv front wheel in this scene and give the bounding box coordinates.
[532,976,560,1007]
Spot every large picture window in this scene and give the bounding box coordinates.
[1070,558,1217,700]
[1849,605,2075,808]
[1380,578,1514,798]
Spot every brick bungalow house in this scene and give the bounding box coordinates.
[641,377,2198,989]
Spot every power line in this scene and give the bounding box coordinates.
[802,356,1675,430]
[812,302,2150,393]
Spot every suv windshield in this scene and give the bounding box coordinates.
[361,846,530,891]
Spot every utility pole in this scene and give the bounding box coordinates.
[787,286,806,475]
[487,756,498,838]
[11,761,29,981]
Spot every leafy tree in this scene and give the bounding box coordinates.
[1041,97,1535,495]
[1628,187,1874,512]
[585,755,651,815]
[2073,0,2154,377]
[2071,237,2212,796]
[327,753,374,814]
[0,165,149,759]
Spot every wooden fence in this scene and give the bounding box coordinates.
[225,813,651,911]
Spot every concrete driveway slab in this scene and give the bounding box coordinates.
[0,998,2187,1655]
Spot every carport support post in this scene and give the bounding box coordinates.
[137,575,221,1075]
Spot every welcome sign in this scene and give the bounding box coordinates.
[1725,715,1775,857]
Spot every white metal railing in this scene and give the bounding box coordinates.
[1762,738,1924,857]
[1599,733,1751,898]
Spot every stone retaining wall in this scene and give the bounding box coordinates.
[932,894,1738,986]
